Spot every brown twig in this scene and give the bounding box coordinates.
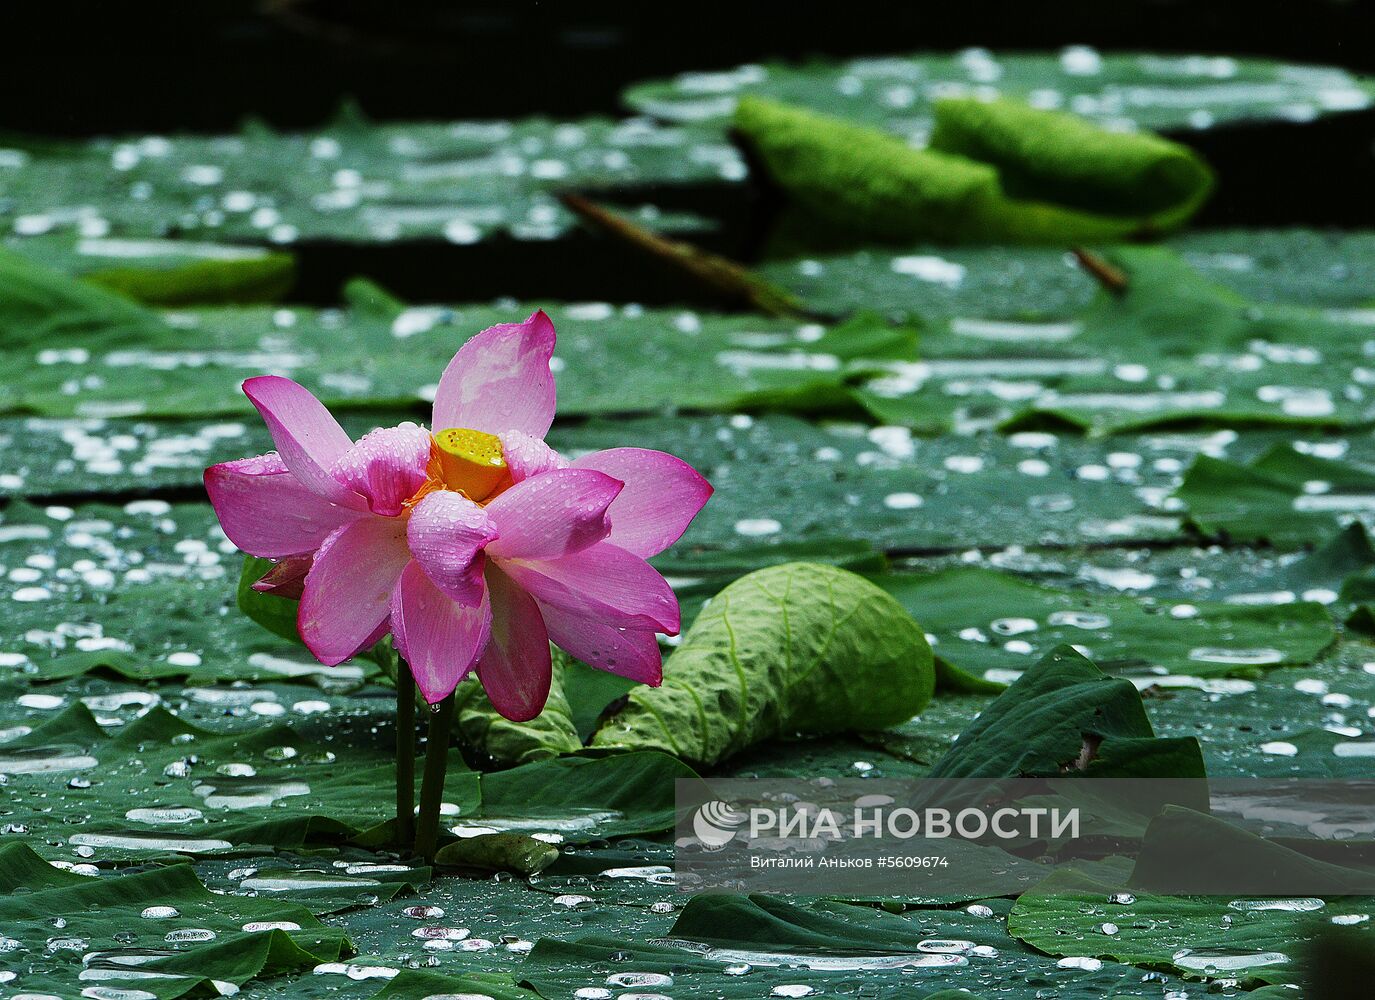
[558,192,809,318]
[1072,247,1129,295]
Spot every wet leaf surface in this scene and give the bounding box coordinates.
[1,51,1373,998]
[0,116,735,250]
[626,49,1375,135]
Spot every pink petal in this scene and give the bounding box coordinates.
[407,490,499,607]
[570,448,713,558]
[205,453,361,558]
[329,423,434,517]
[500,429,567,483]
[497,542,680,635]
[391,562,491,704]
[431,310,557,439]
[538,600,663,684]
[484,469,622,561]
[475,565,552,721]
[251,553,313,599]
[358,617,393,654]
[297,517,410,665]
[242,376,364,509]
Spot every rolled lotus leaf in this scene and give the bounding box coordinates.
[734,96,1213,244]
[929,96,1214,219]
[735,95,1004,242]
[591,562,934,767]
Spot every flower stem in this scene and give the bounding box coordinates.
[415,693,456,863]
[395,656,416,848]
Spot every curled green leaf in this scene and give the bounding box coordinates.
[929,96,1213,220]
[734,96,1211,244]
[591,562,934,767]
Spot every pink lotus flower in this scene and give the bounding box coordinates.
[205,311,711,720]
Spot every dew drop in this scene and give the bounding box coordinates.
[164,928,216,943]
[1056,956,1103,971]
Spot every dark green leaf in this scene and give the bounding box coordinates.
[474,751,700,841]
[375,969,537,999]
[0,841,351,998]
[928,646,1205,779]
[1130,806,1375,895]
[1176,444,1375,547]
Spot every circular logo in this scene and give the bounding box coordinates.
[692,800,746,849]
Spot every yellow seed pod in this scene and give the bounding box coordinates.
[434,427,507,502]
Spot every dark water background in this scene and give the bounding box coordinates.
[6,1,1372,304]
[8,2,1371,132]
